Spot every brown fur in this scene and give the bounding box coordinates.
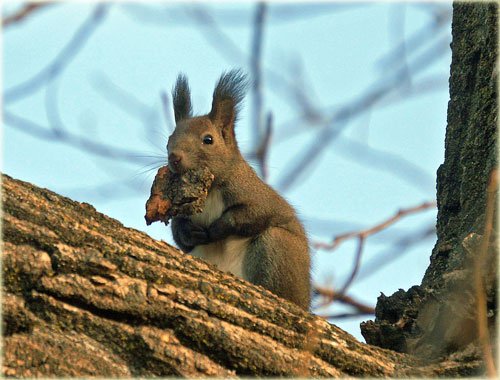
[169,70,311,309]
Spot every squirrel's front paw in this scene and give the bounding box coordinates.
[183,221,210,247]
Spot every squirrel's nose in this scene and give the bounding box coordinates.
[168,152,182,170]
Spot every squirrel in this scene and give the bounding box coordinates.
[167,70,311,309]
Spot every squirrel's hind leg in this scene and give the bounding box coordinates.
[244,228,311,310]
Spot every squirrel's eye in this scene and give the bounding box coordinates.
[202,134,214,145]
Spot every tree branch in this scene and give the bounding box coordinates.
[314,286,375,316]
[4,4,109,104]
[3,110,150,165]
[2,2,53,28]
[4,173,457,377]
[313,200,436,251]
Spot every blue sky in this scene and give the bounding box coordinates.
[2,1,452,339]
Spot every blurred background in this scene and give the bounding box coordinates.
[2,1,452,340]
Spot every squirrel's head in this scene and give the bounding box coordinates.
[167,70,248,176]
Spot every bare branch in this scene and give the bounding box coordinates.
[376,6,451,71]
[120,3,366,28]
[4,4,110,104]
[90,73,154,123]
[44,79,66,136]
[338,237,365,295]
[249,3,273,181]
[160,92,175,132]
[89,73,163,145]
[275,32,451,191]
[314,286,375,316]
[273,72,448,146]
[387,4,411,86]
[333,137,436,194]
[3,110,150,165]
[313,200,436,251]
[253,112,273,182]
[2,2,54,28]
[321,312,374,320]
[313,209,435,316]
[185,4,314,107]
[312,201,435,297]
[250,2,267,157]
[186,6,246,64]
[356,225,436,282]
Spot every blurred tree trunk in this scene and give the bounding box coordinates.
[361,0,497,366]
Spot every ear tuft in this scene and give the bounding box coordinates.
[209,69,248,125]
[172,74,193,123]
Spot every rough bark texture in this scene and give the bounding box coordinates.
[361,1,498,363]
[2,174,484,377]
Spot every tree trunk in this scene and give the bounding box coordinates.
[1,172,485,377]
[361,0,497,365]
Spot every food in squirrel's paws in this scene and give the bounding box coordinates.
[144,166,214,226]
[144,166,171,225]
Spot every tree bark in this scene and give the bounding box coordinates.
[1,174,483,377]
[361,1,497,365]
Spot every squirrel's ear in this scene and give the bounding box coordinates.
[209,70,247,142]
[172,74,193,123]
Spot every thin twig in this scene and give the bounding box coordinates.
[160,91,175,132]
[3,2,53,28]
[90,73,162,141]
[250,2,267,174]
[333,137,435,194]
[314,200,436,251]
[338,237,365,295]
[321,312,375,319]
[91,73,154,122]
[273,72,447,145]
[186,4,310,105]
[187,6,246,64]
[121,3,366,28]
[4,4,109,104]
[388,4,411,87]
[356,225,436,282]
[276,33,451,191]
[44,79,66,136]
[254,112,273,182]
[3,110,149,165]
[314,201,436,296]
[314,286,375,315]
[376,6,451,70]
